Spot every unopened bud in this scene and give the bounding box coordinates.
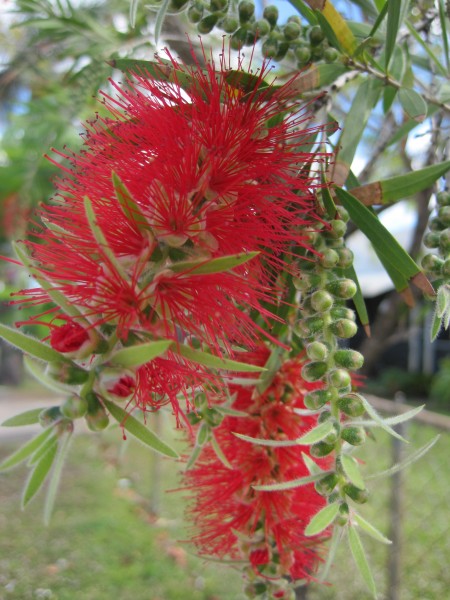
[39,406,63,428]
[328,368,352,390]
[326,279,357,299]
[263,5,278,26]
[203,407,223,428]
[337,394,365,417]
[85,392,109,431]
[315,473,339,496]
[438,206,450,226]
[437,191,450,206]
[333,349,364,370]
[421,253,443,274]
[295,316,325,338]
[320,248,339,268]
[344,483,369,503]
[423,231,441,249]
[439,228,450,252]
[47,361,89,385]
[310,441,335,457]
[330,306,356,321]
[301,361,328,382]
[328,318,358,338]
[310,290,334,313]
[306,341,329,361]
[61,395,88,419]
[341,426,366,446]
[329,219,347,238]
[337,247,354,268]
[304,388,336,410]
[239,0,255,22]
[336,502,350,526]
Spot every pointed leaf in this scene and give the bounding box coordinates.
[185,444,202,470]
[176,345,266,372]
[233,421,334,447]
[24,356,73,393]
[22,442,58,508]
[358,395,408,442]
[287,0,317,24]
[0,323,66,363]
[385,0,401,69]
[170,252,259,276]
[354,404,425,428]
[44,430,72,524]
[341,454,365,490]
[104,400,178,458]
[28,434,58,466]
[154,0,170,44]
[318,526,344,582]
[305,502,340,536]
[348,525,377,597]
[129,0,139,28]
[0,427,55,471]
[112,172,150,231]
[108,340,173,368]
[317,0,357,54]
[302,452,324,475]
[210,432,233,469]
[367,435,440,480]
[253,471,328,491]
[353,513,392,545]
[398,88,427,122]
[2,408,44,427]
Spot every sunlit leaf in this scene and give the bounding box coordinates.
[233,421,334,447]
[305,502,340,536]
[353,513,392,545]
[44,430,72,524]
[108,340,173,368]
[348,525,377,597]
[2,408,44,427]
[0,323,65,363]
[176,345,266,372]
[341,454,365,489]
[104,400,179,458]
[112,172,150,231]
[385,0,401,70]
[22,442,58,508]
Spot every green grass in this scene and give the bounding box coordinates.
[0,415,449,600]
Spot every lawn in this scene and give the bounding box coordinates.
[0,409,448,600]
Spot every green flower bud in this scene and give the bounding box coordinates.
[61,395,88,419]
[309,25,325,45]
[423,231,441,249]
[187,2,203,22]
[251,18,270,36]
[323,422,340,445]
[328,219,347,238]
[326,278,357,299]
[311,290,334,313]
[310,441,335,457]
[306,341,329,361]
[314,472,339,496]
[262,38,278,58]
[341,426,366,446]
[344,483,369,504]
[333,349,364,370]
[47,361,89,385]
[169,0,189,10]
[301,361,328,382]
[295,46,312,65]
[221,15,239,33]
[437,191,450,206]
[320,248,340,268]
[330,306,356,321]
[438,206,450,226]
[85,391,109,431]
[304,388,336,410]
[337,394,365,417]
[231,27,249,50]
[39,406,63,428]
[429,216,445,231]
[324,47,339,62]
[263,5,278,26]
[336,206,350,222]
[276,41,290,61]
[295,316,325,337]
[198,13,220,34]
[328,318,358,338]
[328,368,352,390]
[336,502,350,525]
[284,21,301,40]
[239,1,255,22]
[439,228,450,252]
[210,0,227,10]
[337,247,354,268]
[421,253,443,275]
[203,407,223,427]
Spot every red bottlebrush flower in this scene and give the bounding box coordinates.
[15,44,329,350]
[184,356,332,584]
[50,320,90,353]
[107,375,135,398]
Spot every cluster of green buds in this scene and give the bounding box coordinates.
[422,190,450,338]
[292,207,370,510]
[181,1,340,66]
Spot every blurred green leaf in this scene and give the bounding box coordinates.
[253,471,328,492]
[341,454,365,490]
[170,252,259,276]
[22,441,58,507]
[385,0,401,70]
[176,346,266,372]
[348,525,377,597]
[305,503,340,536]
[0,323,65,363]
[2,408,44,427]
[398,87,427,122]
[109,340,173,368]
[233,421,334,447]
[0,427,55,471]
[353,513,392,545]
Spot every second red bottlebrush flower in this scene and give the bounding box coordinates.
[184,355,332,585]
[16,46,329,350]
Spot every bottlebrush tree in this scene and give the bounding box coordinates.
[0,1,449,598]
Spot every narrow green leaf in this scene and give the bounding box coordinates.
[2,408,44,427]
[233,421,334,447]
[353,513,392,545]
[154,0,170,44]
[253,471,328,492]
[341,454,365,490]
[438,0,450,71]
[367,435,440,480]
[315,10,343,52]
[0,323,65,363]
[318,526,344,582]
[129,0,139,28]
[44,430,72,524]
[369,0,388,37]
[335,188,422,280]
[185,444,202,470]
[170,252,259,276]
[344,264,370,328]
[354,404,425,428]
[305,503,340,536]
[358,395,408,442]
[104,400,178,458]
[84,196,128,281]
[385,0,401,70]
[176,345,266,372]
[348,526,378,597]
[216,406,248,418]
[0,427,55,471]
[22,442,58,508]
[112,172,150,231]
[24,356,73,394]
[210,432,233,470]
[109,340,173,368]
[287,0,317,24]
[431,309,443,342]
[28,434,58,466]
[224,70,268,92]
[406,21,447,77]
[302,452,324,475]
[398,88,427,122]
